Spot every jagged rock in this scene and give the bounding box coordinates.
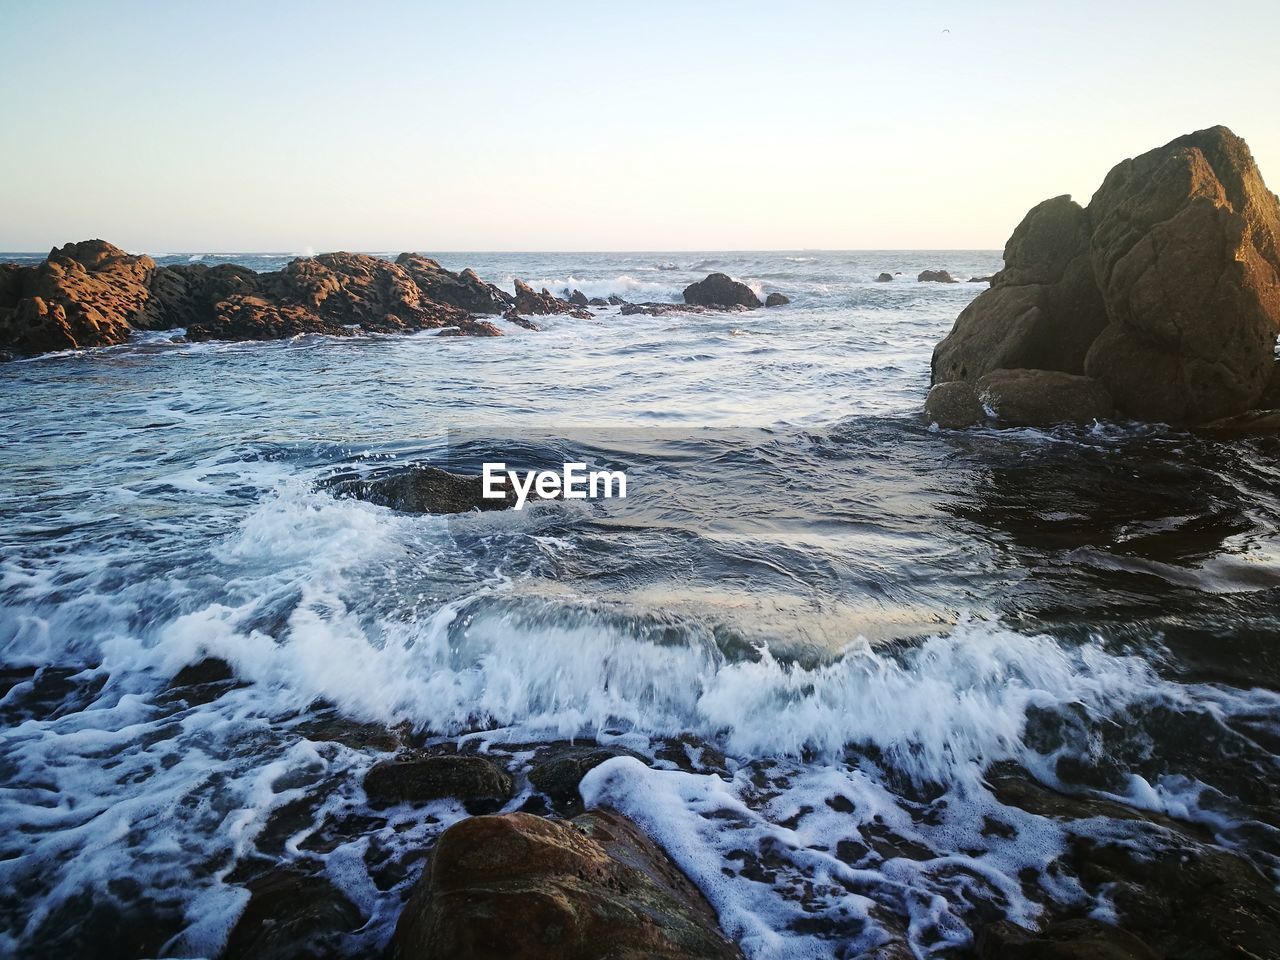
[134,263,259,330]
[764,292,790,307]
[1083,126,1280,423]
[683,272,761,308]
[932,196,1107,383]
[924,380,988,428]
[975,919,1158,960]
[0,240,154,354]
[876,272,894,282]
[607,294,627,306]
[567,289,589,306]
[917,269,958,283]
[221,869,364,960]
[513,278,568,315]
[587,296,609,307]
[437,318,504,337]
[326,465,516,514]
[392,809,743,960]
[395,253,514,314]
[501,308,540,331]
[364,754,512,811]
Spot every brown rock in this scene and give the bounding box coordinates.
[976,368,1114,426]
[975,919,1158,960]
[0,240,154,354]
[932,196,1107,382]
[364,754,512,811]
[764,292,790,307]
[392,809,743,960]
[395,253,513,314]
[221,868,364,960]
[924,380,987,428]
[683,272,761,308]
[1084,126,1280,423]
[513,278,575,316]
[917,269,958,283]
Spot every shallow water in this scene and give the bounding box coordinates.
[2,250,1278,958]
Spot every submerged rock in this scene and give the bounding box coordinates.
[764,292,790,307]
[221,868,364,960]
[683,272,761,308]
[976,918,1158,960]
[528,744,642,812]
[327,465,515,514]
[917,269,958,283]
[0,240,154,354]
[924,380,989,428]
[364,754,513,811]
[392,809,743,960]
[931,125,1280,425]
[926,369,1113,427]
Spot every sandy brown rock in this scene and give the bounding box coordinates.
[0,240,154,354]
[392,809,742,960]
[683,272,761,308]
[1084,126,1280,423]
[932,196,1107,382]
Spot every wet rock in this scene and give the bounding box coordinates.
[221,868,364,960]
[932,196,1107,383]
[0,240,154,354]
[437,318,504,337]
[1083,126,1280,423]
[924,380,987,428]
[395,253,513,314]
[500,308,540,331]
[326,464,515,514]
[607,294,627,306]
[587,296,609,307]
[683,272,761,308]
[1257,359,1280,408]
[876,272,894,282]
[969,275,994,283]
[976,368,1113,427]
[162,657,245,707]
[1192,409,1280,439]
[513,278,574,316]
[917,269,958,283]
[764,292,790,307]
[364,754,513,811]
[136,262,260,330]
[528,745,642,811]
[620,301,718,316]
[975,918,1158,960]
[567,288,589,307]
[392,809,743,960]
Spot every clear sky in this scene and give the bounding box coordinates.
[2,0,1277,252]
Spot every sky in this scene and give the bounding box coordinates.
[1,0,1277,252]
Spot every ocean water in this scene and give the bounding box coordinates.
[2,250,1279,958]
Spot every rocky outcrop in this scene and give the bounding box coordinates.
[395,253,514,314]
[512,278,588,317]
[930,126,1280,425]
[764,292,790,307]
[876,272,894,282]
[567,288,589,307]
[222,869,364,960]
[683,272,761,308]
[392,809,743,960]
[926,369,1113,428]
[918,269,958,283]
[0,240,154,353]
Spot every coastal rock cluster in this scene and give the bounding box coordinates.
[929,126,1280,428]
[0,244,785,358]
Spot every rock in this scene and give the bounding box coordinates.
[500,308,540,331]
[135,262,260,330]
[0,240,154,354]
[528,745,641,811]
[969,276,993,283]
[683,272,761,308]
[364,754,512,811]
[932,196,1107,382]
[326,464,516,514]
[764,292,790,307]
[620,301,716,316]
[587,297,609,307]
[221,868,364,960]
[437,318,504,337]
[513,279,570,315]
[607,294,627,306]
[1083,126,1280,423]
[163,657,241,707]
[567,289,589,307]
[1258,360,1280,408]
[976,368,1114,426]
[924,380,987,428]
[1192,409,1280,439]
[391,809,743,960]
[395,254,513,314]
[876,272,894,282]
[917,269,958,283]
[975,919,1158,960]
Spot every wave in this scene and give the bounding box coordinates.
[502,274,684,302]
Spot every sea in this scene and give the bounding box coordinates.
[1,250,1278,958]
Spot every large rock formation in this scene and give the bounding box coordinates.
[925,368,1114,428]
[930,126,1280,425]
[392,809,742,960]
[395,253,514,314]
[683,272,761,308]
[0,240,154,353]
